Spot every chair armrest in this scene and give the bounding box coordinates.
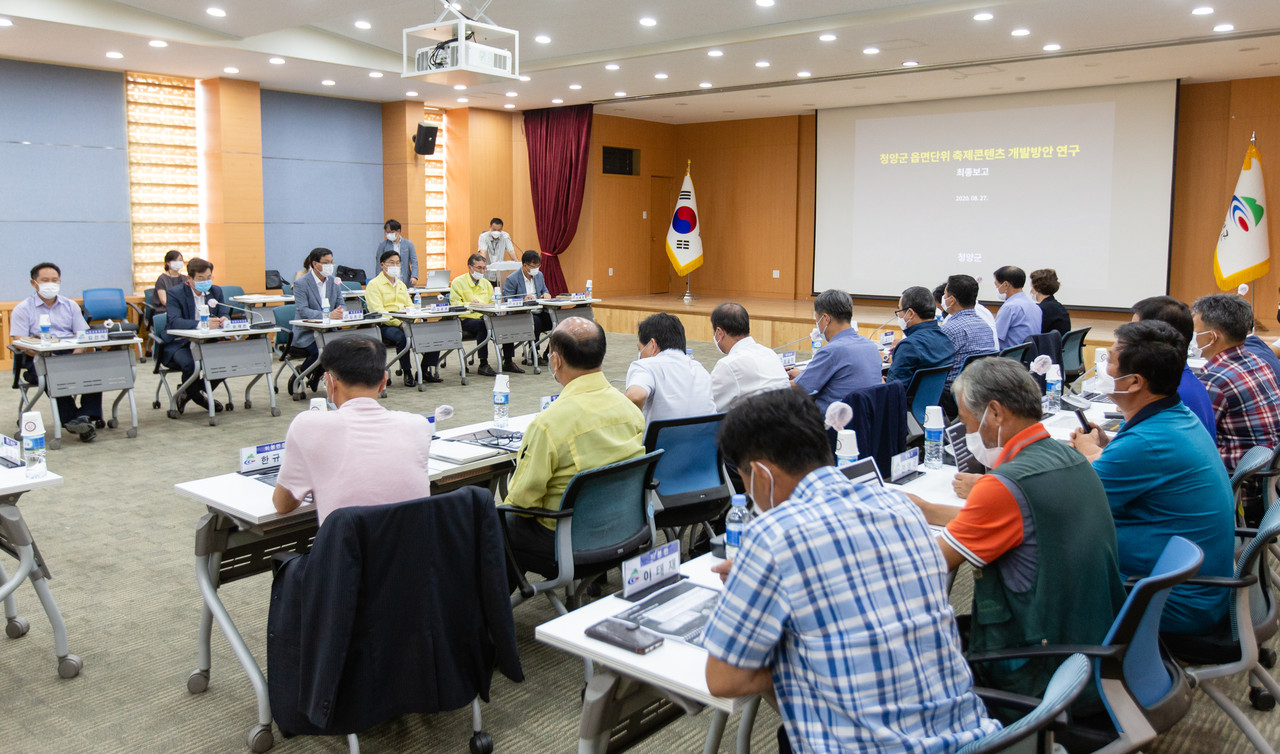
[971,687,1069,728]
[127,302,145,321]
[495,503,574,519]
[967,644,1121,664]
[1237,527,1259,538]
[271,550,302,578]
[1181,574,1258,589]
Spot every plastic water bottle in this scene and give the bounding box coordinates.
[38,314,52,345]
[321,296,331,321]
[725,494,751,561]
[585,279,593,300]
[492,374,510,428]
[413,291,422,309]
[924,405,945,470]
[1045,364,1063,414]
[810,328,823,354]
[835,429,859,466]
[197,304,209,331]
[21,412,45,479]
[494,288,503,307]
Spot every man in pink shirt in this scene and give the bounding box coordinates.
[273,338,433,524]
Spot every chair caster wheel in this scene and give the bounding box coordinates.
[469,731,493,754]
[1250,686,1276,711]
[292,393,304,402]
[187,669,209,694]
[1259,647,1276,669]
[247,724,274,752]
[5,616,29,639]
[94,419,105,429]
[152,401,161,409]
[48,439,60,450]
[167,410,180,420]
[270,408,281,417]
[225,403,234,412]
[58,654,83,679]
[244,400,252,409]
[126,428,137,438]
[107,418,118,429]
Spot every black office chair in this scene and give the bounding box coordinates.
[903,364,951,446]
[1062,326,1092,382]
[643,414,733,558]
[998,341,1034,367]
[961,351,999,372]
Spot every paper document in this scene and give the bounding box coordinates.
[614,581,721,645]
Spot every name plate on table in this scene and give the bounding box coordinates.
[622,541,681,600]
[78,328,108,343]
[222,319,251,332]
[879,331,895,348]
[570,292,587,302]
[0,435,22,468]
[780,351,796,367]
[427,303,451,314]
[240,441,285,472]
[890,448,922,483]
[539,394,560,411]
[341,310,365,322]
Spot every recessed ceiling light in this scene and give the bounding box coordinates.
[756,0,774,6]
[1214,23,1234,32]
[755,60,770,68]
[708,49,723,57]
[224,67,239,74]
[519,75,531,82]
[569,84,582,90]
[269,57,285,65]
[902,60,919,67]
[149,40,167,48]
[354,20,371,30]
[863,47,880,55]
[369,71,383,78]
[819,33,837,42]
[505,91,517,97]
[1192,6,1214,15]
[552,98,563,104]
[406,91,418,97]
[1042,43,1061,51]
[654,73,668,79]
[1011,28,1030,37]
[699,81,713,88]
[504,103,515,109]
[639,17,656,27]
[614,91,627,97]
[797,71,811,78]
[605,63,620,71]
[454,84,467,90]
[206,7,225,17]
[106,51,123,59]
[322,79,336,86]
[0,17,11,26]
[535,34,551,44]
[457,97,469,103]
[973,12,994,21]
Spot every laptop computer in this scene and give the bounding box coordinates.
[424,269,451,289]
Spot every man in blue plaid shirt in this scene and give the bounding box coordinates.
[702,387,999,753]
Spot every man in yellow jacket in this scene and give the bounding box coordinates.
[450,253,498,377]
[366,250,440,385]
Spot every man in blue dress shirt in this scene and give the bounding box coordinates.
[886,285,955,387]
[788,289,882,413]
[992,265,1042,349]
[1130,296,1217,442]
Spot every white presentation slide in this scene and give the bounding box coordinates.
[815,81,1178,309]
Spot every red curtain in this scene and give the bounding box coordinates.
[523,105,593,296]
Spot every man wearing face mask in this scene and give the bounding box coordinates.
[477,217,516,283]
[165,257,231,414]
[907,357,1124,706]
[365,250,439,387]
[501,317,644,590]
[449,254,498,377]
[374,219,418,288]
[9,262,103,441]
[1069,321,1234,635]
[708,303,789,412]
[625,313,715,424]
[991,266,1041,350]
[291,247,346,394]
[1191,293,1280,526]
[1129,296,1216,442]
[702,387,1001,752]
[273,338,433,524]
[885,285,955,387]
[787,289,882,414]
[939,275,999,397]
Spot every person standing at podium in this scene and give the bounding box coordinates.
[477,217,517,284]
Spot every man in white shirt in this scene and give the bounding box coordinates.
[625,313,715,424]
[477,217,516,283]
[709,302,790,411]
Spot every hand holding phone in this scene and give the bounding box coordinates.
[1074,409,1092,432]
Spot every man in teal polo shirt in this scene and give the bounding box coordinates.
[1071,320,1234,634]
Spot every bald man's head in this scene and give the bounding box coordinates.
[549,316,607,370]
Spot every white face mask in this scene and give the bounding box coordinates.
[942,295,954,312]
[168,260,184,272]
[1094,372,1135,397]
[713,331,726,355]
[895,316,907,330]
[386,232,397,241]
[320,263,335,277]
[996,289,1008,302]
[38,282,60,299]
[471,270,484,281]
[964,407,1003,468]
[387,266,401,280]
[1190,330,1213,358]
[748,462,774,516]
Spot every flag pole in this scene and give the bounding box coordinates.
[682,159,696,305]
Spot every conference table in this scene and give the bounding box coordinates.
[286,316,389,400]
[165,327,281,426]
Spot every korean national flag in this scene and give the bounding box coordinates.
[665,174,704,276]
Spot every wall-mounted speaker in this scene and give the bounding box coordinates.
[413,122,439,155]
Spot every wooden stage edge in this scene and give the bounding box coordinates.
[594,293,1128,360]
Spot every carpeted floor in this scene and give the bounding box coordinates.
[0,331,1275,752]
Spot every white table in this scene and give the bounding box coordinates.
[286,317,389,400]
[166,328,282,426]
[536,553,759,754]
[538,297,601,327]
[386,308,471,387]
[232,294,292,308]
[9,336,143,448]
[467,303,543,375]
[0,468,82,679]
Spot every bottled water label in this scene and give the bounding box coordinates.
[493,393,509,405]
[924,427,944,470]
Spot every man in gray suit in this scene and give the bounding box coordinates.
[500,250,553,370]
[374,219,418,287]
[292,247,346,393]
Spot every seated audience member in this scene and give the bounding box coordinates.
[153,249,187,307]
[450,253,497,377]
[940,274,999,391]
[165,258,231,414]
[365,250,439,386]
[1192,293,1280,525]
[1070,321,1234,634]
[499,249,553,367]
[502,317,644,586]
[932,283,947,319]
[374,219,417,287]
[1130,296,1216,442]
[273,338,432,523]
[907,357,1124,703]
[886,285,956,387]
[9,262,102,441]
[703,387,1001,752]
[625,312,715,423]
[788,289,882,413]
[291,247,346,393]
[708,302,790,411]
[992,265,1042,349]
[1029,268,1071,337]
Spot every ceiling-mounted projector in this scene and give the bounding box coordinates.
[402,5,519,87]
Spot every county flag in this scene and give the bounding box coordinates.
[666,173,704,276]
[1215,142,1269,290]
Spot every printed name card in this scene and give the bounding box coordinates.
[780,351,797,367]
[341,309,365,322]
[223,319,251,332]
[240,441,286,472]
[539,394,560,411]
[78,329,108,343]
[622,541,680,599]
[570,292,587,302]
[889,448,920,482]
[427,303,450,314]
[0,435,21,466]
[879,331,895,348]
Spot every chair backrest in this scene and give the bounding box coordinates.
[643,413,731,507]
[336,266,367,285]
[82,287,129,321]
[957,654,1092,754]
[1062,327,1091,374]
[272,304,297,347]
[560,450,663,566]
[220,284,246,300]
[998,342,1033,366]
[903,365,951,425]
[144,288,155,307]
[1102,536,1202,708]
[1232,499,1280,637]
[150,312,170,369]
[1229,445,1273,519]
[280,280,293,296]
[962,351,998,372]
